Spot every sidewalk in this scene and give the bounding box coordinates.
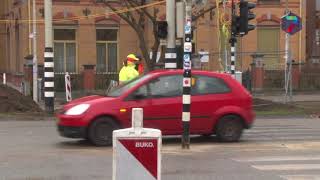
[255,93,320,103]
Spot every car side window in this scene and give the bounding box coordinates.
[148,75,183,98]
[192,75,230,95]
[126,85,148,101]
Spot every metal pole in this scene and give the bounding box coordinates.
[182,0,192,149]
[289,54,293,102]
[165,0,177,69]
[32,0,38,102]
[28,0,32,55]
[44,0,54,113]
[299,0,303,71]
[230,0,237,78]
[284,0,291,103]
[285,33,290,103]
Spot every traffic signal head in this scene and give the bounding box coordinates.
[239,1,256,36]
[157,21,168,39]
[231,15,240,36]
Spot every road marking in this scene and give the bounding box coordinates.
[244,136,320,141]
[280,175,320,180]
[244,132,320,137]
[252,164,320,171]
[246,129,315,133]
[234,155,320,162]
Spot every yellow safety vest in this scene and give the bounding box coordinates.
[119,65,139,83]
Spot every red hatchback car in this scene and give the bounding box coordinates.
[57,70,254,146]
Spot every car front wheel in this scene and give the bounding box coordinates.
[215,115,243,142]
[88,117,119,146]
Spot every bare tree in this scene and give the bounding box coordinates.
[103,0,219,71]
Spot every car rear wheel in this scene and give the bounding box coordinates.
[215,115,243,142]
[88,117,119,146]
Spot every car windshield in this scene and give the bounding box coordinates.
[107,74,151,97]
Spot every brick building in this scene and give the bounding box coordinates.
[0,0,317,90]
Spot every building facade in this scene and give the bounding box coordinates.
[0,0,314,81]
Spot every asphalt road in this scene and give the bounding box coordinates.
[1,117,320,180]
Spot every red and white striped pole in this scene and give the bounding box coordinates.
[2,73,6,85]
[65,72,72,102]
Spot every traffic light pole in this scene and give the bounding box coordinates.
[165,0,177,69]
[44,0,54,114]
[181,0,192,149]
[230,0,237,78]
[230,37,237,78]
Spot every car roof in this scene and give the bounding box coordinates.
[147,69,231,79]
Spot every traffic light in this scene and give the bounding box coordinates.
[157,21,168,39]
[231,14,240,36]
[239,1,256,36]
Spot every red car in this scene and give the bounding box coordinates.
[57,70,255,146]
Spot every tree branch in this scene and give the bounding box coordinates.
[128,0,157,23]
[104,1,139,32]
[126,0,145,27]
[123,0,139,27]
[192,5,218,22]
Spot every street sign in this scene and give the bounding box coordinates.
[281,12,302,35]
[198,51,209,63]
[184,42,192,52]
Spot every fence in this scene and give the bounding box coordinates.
[95,72,118,90]
[53,72,119,92]
[54,73,84,92]
[190,51,320,92]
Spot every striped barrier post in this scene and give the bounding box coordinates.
[3,73,6,85]
[44,48,54,113]
[113,108,162,180]
[65,72,72,102]
[181,0,192,149]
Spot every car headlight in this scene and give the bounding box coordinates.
[64,104,90,115]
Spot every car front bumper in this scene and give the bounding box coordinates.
[57,125,86,139]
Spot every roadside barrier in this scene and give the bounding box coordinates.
[2,73,6,85]
[65,72,72,102]
[113,108,162,180]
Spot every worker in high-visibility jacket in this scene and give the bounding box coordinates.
[135,55,145,75]
[119,54,139,85]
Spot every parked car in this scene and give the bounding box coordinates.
[57,70,255,146]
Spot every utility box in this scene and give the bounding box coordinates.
[113,108,162,180]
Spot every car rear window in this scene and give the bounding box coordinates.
[191,75,231,95]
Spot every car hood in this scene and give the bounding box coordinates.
[63,95,114,109]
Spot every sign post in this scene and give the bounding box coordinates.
[281,11,302,103]
[113,108,162,180]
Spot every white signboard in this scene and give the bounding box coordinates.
[199,51,209,63]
